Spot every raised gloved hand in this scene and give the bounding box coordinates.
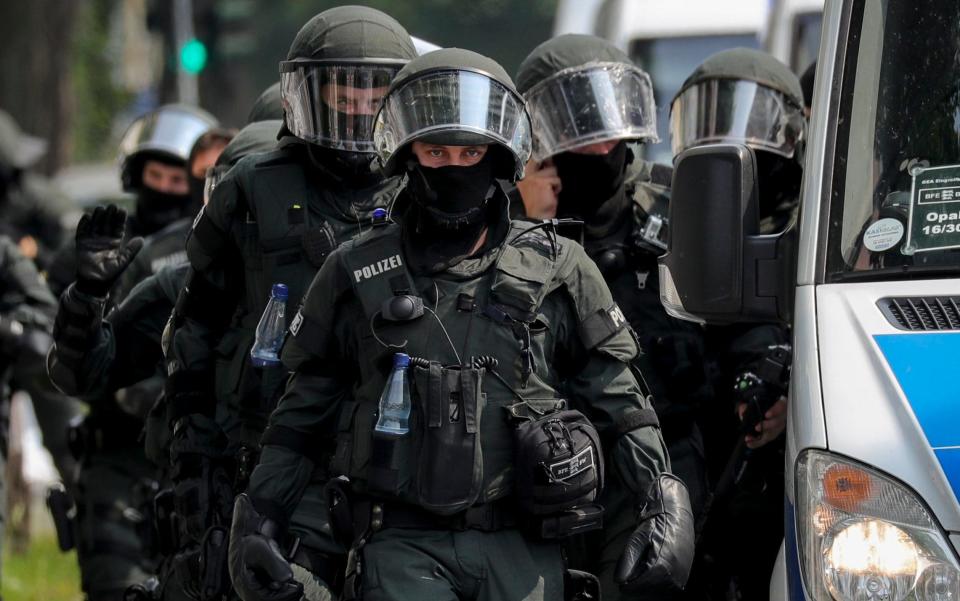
[75,204,143,297]
[614,473,695,598]
[228,494,303,601]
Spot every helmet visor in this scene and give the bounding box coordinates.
[280,61,403,152]
[373,69,532,176]
[524,63,658,162]
[670,79,804,160]
[118,107,214,165]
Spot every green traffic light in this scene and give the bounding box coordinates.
[180,38,208,74]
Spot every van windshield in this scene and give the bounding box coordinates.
[630,34,759,164]
[826,0,960,281]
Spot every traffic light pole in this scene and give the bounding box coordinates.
[173,0,199,106]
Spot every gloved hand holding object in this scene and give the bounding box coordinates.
[615,473,695,598]
[229,494,303,601]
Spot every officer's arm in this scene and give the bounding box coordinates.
[245,255,354,525]
[558,246,669,498]
[50,268,178,398]
[166,175,244,441]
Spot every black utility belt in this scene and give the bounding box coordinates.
[374,499,518,533]
[369,498,604,539]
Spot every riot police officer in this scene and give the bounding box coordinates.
[514,34,715,600]
[45,103,216,601]
[669,48,805,600]
[46,117,281,601]
[230,47,694,601]
[165,6,417,598]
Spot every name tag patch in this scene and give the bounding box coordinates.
[353,254,403,283]
[547,446,595,482]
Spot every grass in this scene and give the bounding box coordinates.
[2,536,82,601]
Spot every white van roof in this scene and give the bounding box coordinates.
[596,0,770,50]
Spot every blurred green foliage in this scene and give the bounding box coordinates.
[3,535,82,601]
[67,0,557,161]
[71,0,134,163]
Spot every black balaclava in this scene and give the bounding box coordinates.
[409,154,496,230]
[306,144,379,186]
[553,141,630,222]
[135,187,191,235]
[132,155,191,236]
[401,152,502,272]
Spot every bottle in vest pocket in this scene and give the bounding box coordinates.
[375,353,412,435]
[250,283,288,367]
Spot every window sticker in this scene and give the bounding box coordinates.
[904,164,960,253]
[863,218,904,252]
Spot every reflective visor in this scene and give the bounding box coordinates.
[118,107,214,164]
[280,61,404,152]
[524,63,658,162]
[670,79,804,160]
[373,69,532,172]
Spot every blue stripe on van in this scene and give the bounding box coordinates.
[875,333,960,500]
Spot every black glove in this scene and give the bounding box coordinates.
[228,494,303,601]
[75,204,143,297]
[615,473,695,598]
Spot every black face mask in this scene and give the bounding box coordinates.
[135,186,191,236]
[407,155,496,231]
[307,144,376,182]
[756,151,802,216]
[553,141,629,220]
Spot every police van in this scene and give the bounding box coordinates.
[661,0,960,598]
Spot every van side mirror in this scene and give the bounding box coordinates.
[658,144,796,325]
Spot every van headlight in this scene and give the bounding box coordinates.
[796,450,960,601]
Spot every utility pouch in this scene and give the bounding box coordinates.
[514,409,604,516]
[46,484,76,551]
[199,526,230,601]
[412,363,486,515]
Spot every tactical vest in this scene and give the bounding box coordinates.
[328,221,627,515]
[216,149,402,437]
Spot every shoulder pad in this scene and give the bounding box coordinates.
[506,220,564,259]
[248,145,302,170]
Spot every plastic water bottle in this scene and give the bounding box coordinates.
[374,353,412,435]
[250,283,288,367]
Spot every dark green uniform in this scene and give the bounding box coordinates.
[245,196,669,600]
[167,14,417,598]
[514,35,712,600]
[45,104,217,601]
